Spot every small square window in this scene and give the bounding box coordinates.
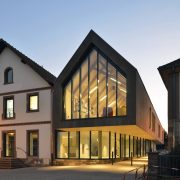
[27,93,39,112]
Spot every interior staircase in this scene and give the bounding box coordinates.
[0,158,29,169]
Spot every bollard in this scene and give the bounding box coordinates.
[112,151,113,165]
[131,152,133,166]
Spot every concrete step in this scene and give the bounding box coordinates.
[0,158,29,169]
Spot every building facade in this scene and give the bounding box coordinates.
[158,59,180,151]
[53,30,164,161]
[0,39,55,164]
[0,31,164,166]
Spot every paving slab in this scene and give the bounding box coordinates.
[0,157,148,180]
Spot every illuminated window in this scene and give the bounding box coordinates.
[56,131,68,158]
[80,131,90,158]
[27,93,39,112]
[64,48,127,120]
[64,82,71,119]
[3,96,14,119]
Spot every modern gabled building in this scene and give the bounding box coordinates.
[0,31,164,167]
[53,30,164,161]
[158,59,180,151]
[0,39,55,165]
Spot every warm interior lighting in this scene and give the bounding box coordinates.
[89,86,97,94]
[120,88,127,93]
[100,95,107,102]
[108,101,115,107]
[110,77,121,84]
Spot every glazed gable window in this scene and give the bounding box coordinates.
[3,96,15,119]
[64,48,127,120]
[27,93,39,112]
[4,67,13,84]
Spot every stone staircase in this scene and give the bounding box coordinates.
[0,158,29,169]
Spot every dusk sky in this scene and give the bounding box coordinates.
[1,1,180,131]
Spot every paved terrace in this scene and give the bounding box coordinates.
[0,157,148,180]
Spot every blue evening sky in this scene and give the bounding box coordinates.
[1,0,180,131]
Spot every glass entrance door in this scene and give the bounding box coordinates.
[3,132,15,157]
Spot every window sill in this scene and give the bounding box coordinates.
[2,113,16,120]
[4,82,14,85]
[26,110,39,113]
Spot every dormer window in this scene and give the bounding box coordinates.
[4,67,13,84]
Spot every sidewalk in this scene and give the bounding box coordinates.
[0,157,148,180]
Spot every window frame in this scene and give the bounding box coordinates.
[26,92,39,113]
[63,48,127,120]
[4,67,13,85]
[3,96,15,120]
[26,130,39,157]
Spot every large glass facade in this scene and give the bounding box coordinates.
[72,71,80,119]
[108,64,116,117]
[64,82,71,119]
[80,59,89,118]
[110,133,115,158]
[120,134,125,158]
[80,131,90,158]
[89,50,98,118]
[91,131,99,159]
[117,73,127,116]
[64,49,127,120]
[125,135,129,158]
[57,131,68,158]
[56,130,151,159]
[98,55,107,117]
[69,132,79,158]
[116,133,120,158]
[102,132,109,158]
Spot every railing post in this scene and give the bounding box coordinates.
[143,164,146,178]
[131,152,133,166]
[112,151,113,165]
[135,168,138,180]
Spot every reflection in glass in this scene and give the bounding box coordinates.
[117,72,127,116]
[134,137,137,157]
[72,71,80,119]
[64,82,71,119]
[121,134,124,158]
[91,131,99,159]
[64,48,127,120]
[130,136,133,157]
[80,131,90,158]
[102,132,109,158]
[110,132,115,158]
[69,132,79,158]
[108,63,116,116]
[57,132,68,158]
[98,55,107,117]
[125,135,129,158]
[116,133,120,158]
[80,59,89,118]
[89,50,97,118]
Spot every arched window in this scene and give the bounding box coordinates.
[4,67,13,84]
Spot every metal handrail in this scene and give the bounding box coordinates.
[122,164,147,180]
[16,146,27,156]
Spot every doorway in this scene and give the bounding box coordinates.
[2,131,16,157]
